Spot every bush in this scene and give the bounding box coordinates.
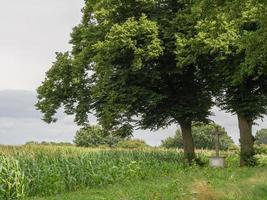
[255,145,267,155]
[161,123,235,150]
[255,129,267,145]
[116,139,149,149]
[25,141,73,146]
[73,125,122,147]
[161,134,183,149]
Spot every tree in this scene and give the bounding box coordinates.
[73,125,121,147]
[74,125,104,147]
[161,131,183,149]
[161,123,235,150]
[36,0,214,164]
[176,0,267,166]
[255,129,267,145]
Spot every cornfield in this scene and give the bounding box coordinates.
[0,145,185,199]
[0,145,266,199]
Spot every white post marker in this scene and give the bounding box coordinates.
[209,127,225,168]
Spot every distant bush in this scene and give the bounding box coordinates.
[25,141,73,146]
[25,141,39,145]
[255,129,267,145]
[116,139,149,149]
[161,123,235,150]
[161,134,183,149]
[73,125,122,147]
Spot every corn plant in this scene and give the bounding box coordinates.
[0,156,26,199]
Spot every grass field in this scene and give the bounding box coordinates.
[0,145,266,200]
[31,167,267,200]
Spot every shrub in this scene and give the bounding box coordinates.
[161,133,183,149]
[25,141,73,146]
[73,125,122,147]
[25,141,39,145]
[116,139,149,149]
[255,154,267,166]
[255,145,267,155]
[255,129,267,145]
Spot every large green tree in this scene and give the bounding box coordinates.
[177,0,267,166]
[36,0,214,164]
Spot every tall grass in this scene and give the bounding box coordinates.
[0,145,266,199]
[0,146,185,199]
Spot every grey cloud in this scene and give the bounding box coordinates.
[0,90,41,118]
[0,90,78,144]
[0,90,267,146]
[0,117,77,145]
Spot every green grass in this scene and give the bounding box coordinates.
[30,167,267,200]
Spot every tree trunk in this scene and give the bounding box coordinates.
[180,121,195,165]
[238,114,255,166]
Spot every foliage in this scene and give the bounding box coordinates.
[176,0,267,166]
[0,145,266,199]
[31,167,267,200]
[36,0,217,163]
[36,0,267,165]
[25,141,73,146]
[0,145,186,199]
[116,139,149,149]
[161,123,235,150]
[73,125,122,147]
[255,154,267,167]
[0,156,25,200]
[36,0,213,128]
[255,145,267,155]
[161,132,183,149]
[255,129,267,145]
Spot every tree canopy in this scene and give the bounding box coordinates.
[36,0,216,164]
[36,0,267,166]
[176,0,267,166]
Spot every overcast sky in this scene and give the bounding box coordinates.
[0,0,266,146]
